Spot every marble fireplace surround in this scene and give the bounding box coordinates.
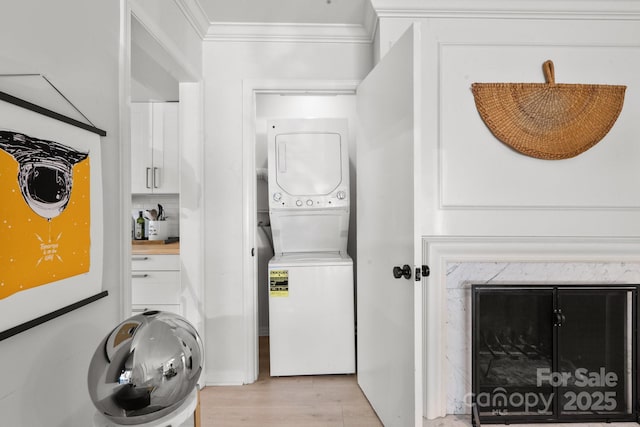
[422,236,640,419]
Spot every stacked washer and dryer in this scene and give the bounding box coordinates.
[267,118,355,376]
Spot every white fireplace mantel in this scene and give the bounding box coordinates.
[422,236,640,419]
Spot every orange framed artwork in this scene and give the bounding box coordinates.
[0,91,107,340]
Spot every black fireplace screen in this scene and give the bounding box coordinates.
[472,285,637,424]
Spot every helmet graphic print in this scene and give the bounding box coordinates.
[0,130,88,220]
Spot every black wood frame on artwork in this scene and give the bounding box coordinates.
[0,89,108,341]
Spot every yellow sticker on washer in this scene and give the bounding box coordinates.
[269,269,289,297]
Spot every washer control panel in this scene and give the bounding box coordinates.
[271,188,349,209]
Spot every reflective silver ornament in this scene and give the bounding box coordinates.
[88,311,203,425]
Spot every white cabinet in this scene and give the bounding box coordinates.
[131,254,181,315]
[131,102,179,194]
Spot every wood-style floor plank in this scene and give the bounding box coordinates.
[198,336,382,426]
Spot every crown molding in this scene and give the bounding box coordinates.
[203,21,373,43]
[176,0,640,44]
[175,0,377,43]
[174,0,210,39]
[372,0,640,19]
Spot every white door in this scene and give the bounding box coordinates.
[356,25,423,427]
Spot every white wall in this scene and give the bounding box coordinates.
[178,81,206,344]
[130,0,203,81]
[202,40,372,383]
[377,10,640,238]
[0,1,122,426]
[131,17,180,102]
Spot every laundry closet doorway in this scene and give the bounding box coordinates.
[242,80,359,381]
[242,30,424,420]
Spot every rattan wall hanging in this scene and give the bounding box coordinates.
[471,60,626,160]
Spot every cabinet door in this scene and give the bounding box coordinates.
[132,304,181,316]
[131,103,153,193]
[131,270,181,305]
[151,102,179,193]
[131,254,180,271]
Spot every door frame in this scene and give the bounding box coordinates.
[119,0,133,322]
[119,1,205,329]
[241,79,360,382]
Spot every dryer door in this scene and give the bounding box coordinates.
[275,131,342,196]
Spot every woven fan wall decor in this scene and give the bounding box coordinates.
[471,60,626,160]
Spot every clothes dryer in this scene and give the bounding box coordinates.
[267,117,350,255]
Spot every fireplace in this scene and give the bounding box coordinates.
[471,284,638,424]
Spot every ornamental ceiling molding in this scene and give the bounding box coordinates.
[371,0,640,20]
[175,0,377,43]
[175,0,209,39]
[175,0,640,43]
[203,22,373,43]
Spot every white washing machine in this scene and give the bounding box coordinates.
[267,118,355,376]
[269,252,354,376]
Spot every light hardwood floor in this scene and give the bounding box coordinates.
[198,336,383,426]
[421,415,640,427]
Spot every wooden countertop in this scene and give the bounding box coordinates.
[132,240,180,255]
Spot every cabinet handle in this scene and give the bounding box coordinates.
[132,256,149,261]
[132,273,149,278]
[145,167,152,189]
[153,167,159,188]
